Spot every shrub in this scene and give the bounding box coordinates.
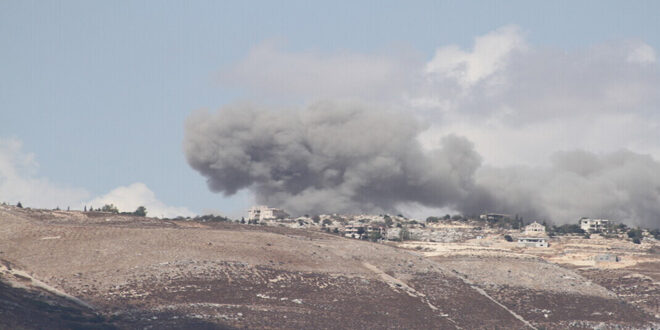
[627,228,642,238]
[133,206,147,217]
[633,238,641,244]
[399,227,411,241]
[101,204,119,213]
[16,201,22,208]
[368,231,382,242]
[504,235,513,242]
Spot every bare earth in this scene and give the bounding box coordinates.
[0,205,658,329]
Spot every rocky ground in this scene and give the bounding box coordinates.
[0,205,658,329]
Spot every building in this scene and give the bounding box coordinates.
[344,225,363,238]
[343,224,385,239]
[247,206,289,222]
[524,221,546,235]
[594,254,619,263]
[579,218,610,233]
[479,213,511,221]
[517,237,548,248]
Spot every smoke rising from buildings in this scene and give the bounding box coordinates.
[184,102,660,228]
[184,102,487,216]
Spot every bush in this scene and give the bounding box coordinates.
[312,215,320,223]
[133,206,147,217]
[16,201,22,208]
[650,229,660,240]
[627,228,643,239]
[399,227,411,241]
[504,235,513,242]
[101,204,119,213]
[633,237,641,244]
[550,224,585,235]
[368,231,382,242]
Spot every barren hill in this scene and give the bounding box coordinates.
[0,205,657,329]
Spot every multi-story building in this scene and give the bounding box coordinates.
[524,221,546,235]
[517,237,548,248]
[579,218,610,233]
[247,206,289,222]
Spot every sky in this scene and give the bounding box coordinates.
[1,1,660,223]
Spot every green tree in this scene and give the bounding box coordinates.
[133,206,147,217]
[627,228,643,239]
[101,204,119,213]
[368,231,382,242]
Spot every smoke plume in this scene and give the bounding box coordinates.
[476,150,660,227]
[184,102,484,215]
[184,102,660,228]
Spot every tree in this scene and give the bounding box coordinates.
[101,204,119,213]
[399,227,411,241]
[84,206,87,212]
[312,215,320,223]
[133,206,147,217]
[368,231,382,242]
[650,229,660,240]
[16,201,22,208]
[627,228,643,239]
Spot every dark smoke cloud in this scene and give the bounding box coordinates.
[184,102,660,228]
[184,101,484,215]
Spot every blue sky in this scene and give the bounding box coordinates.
[1,1,660,219]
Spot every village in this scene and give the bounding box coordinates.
[246,206,657,244]
[243,206,660,268]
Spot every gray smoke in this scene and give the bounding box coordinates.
[476,150,660,227]
[184,102,660,228]
[184,101,484,215]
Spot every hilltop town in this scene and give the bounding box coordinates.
[1,203,659,329]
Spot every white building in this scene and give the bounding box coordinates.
[579,218,610,233]
[479,213,511,221]
[524,221,546,235]
[517,237,548,248]
[247,206,289,222]
[344,225,362,238]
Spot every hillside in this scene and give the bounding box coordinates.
[0,205,658,329]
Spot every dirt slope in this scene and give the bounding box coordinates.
[0,205,657,329]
